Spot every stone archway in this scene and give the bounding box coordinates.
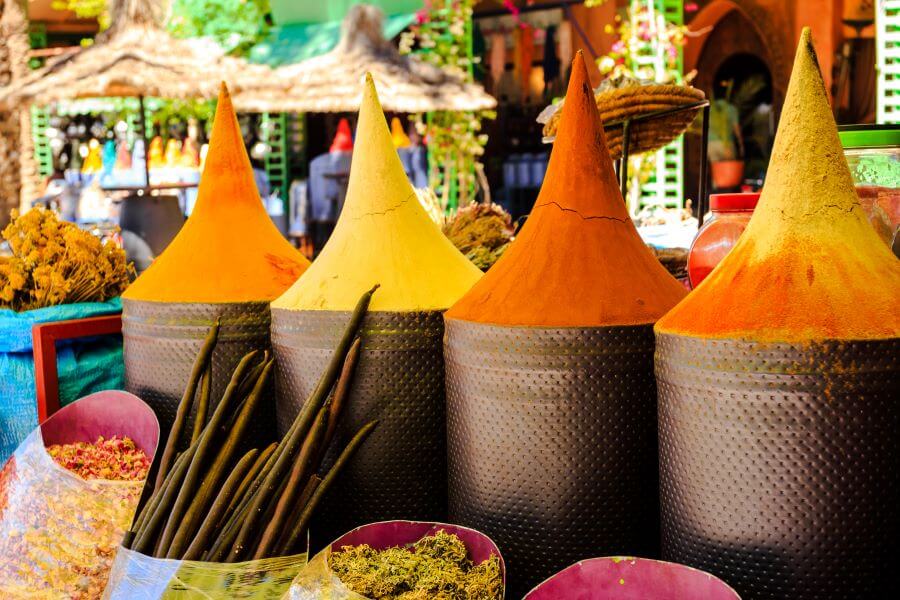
[686,0,789,111]
[682,0,790,207]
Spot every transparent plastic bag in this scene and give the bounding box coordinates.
[0,391,158,598]
[103,547,308,599]
[284,521,505,600]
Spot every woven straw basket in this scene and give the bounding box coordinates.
[542,84,706,159]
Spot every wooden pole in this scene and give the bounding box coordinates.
[138,94,150,190]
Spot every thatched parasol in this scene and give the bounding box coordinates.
[0,0,273,187]
[0,0,271,105]
[232,4,497,114]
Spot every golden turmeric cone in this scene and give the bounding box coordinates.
[657,27,900,342]
[273,73,481,312]
[124,84,309,303]
[447,51,686,327]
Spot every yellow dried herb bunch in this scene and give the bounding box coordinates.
[0,208,133,312]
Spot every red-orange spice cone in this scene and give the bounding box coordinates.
[444,51,686,597]
[655,28,899,599]
[122,83,309,444]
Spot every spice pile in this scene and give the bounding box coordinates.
[47,436,150,481]
[446,51,686,328]
[271,73,482,313]
[124,287,378,563]
[0,208,132,311]
[122,84,308,304]
[330,531,502,599]
[0,432,144,598]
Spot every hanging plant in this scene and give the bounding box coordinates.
[400,0,494,211]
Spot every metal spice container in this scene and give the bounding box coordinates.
[445,319,661,599]
[123,299,275,449]
[272,308,448,548]
[653,29,900,598]
[656,334,899,599]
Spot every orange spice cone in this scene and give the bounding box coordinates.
[446,53,685,327]
[125,83,308,303]
[122,83,309,447]
[655,28,900,599]
[270,74,482,546]
[445,51,684,597]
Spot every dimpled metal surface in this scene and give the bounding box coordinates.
[445,319,660,599]
[656,333,900,599]
[271,309,448,547]
[122,299,275,448]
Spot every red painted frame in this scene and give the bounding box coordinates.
[32,315,123,422]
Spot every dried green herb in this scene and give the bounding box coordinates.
[329,530,502,600]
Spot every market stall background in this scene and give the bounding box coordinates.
[0,1,898,599]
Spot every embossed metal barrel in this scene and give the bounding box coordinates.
[656,334,899,599]
[272,308,448,546]
[446,320,661,599]
[122,299,275,447]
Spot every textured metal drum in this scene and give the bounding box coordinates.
[122,299,275,448]
[445,319,660,599]
[271,309,447,546]
[656,333,900,599]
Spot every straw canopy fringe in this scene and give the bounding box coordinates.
[233,4,497,114]
[0,0,273,107]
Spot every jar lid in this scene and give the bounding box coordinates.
[838,124,900,149]
[710,192,760,211]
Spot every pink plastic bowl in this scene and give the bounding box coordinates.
[331,520,506,595]
[524,556,740,600]
[39,390,160,460]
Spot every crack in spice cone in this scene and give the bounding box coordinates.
[655,28,900,599]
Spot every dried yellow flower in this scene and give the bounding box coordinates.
[0,208,134,311]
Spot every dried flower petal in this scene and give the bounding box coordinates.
[0,431,144,598]
[47,436,150,482]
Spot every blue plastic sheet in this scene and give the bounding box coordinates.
[0,299,124,462]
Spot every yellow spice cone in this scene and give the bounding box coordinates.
[273,74,482,311]
[124,83,309,303]
[658,28,900,342]
[391,117,411,149]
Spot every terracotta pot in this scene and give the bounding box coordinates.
[710,160,744,189]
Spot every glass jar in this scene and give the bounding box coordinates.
[838,125,900,249]
[687,193,759,288]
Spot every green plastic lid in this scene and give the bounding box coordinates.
[838,124,900,149]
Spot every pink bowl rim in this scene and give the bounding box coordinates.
[524,555,741,599]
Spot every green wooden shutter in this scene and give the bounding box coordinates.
[628,0,685,210]
[261,112,290,205]
[877,0,900,123]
